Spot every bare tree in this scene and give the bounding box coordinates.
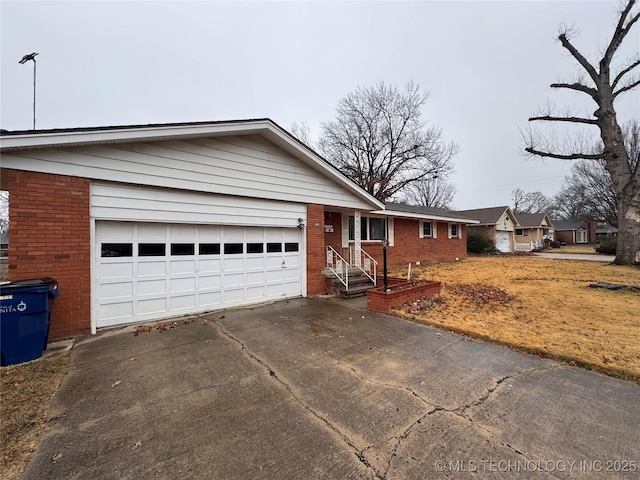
[524,0,640,265]
[550,119,640,226]
[511,188,552,214]
[319,81,459,202]
[290,121,316,150]
[402,177,456,209]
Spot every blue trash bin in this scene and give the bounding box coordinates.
[0,278,59,366]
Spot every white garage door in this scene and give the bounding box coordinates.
[95,221,303,328]
[495,231,513,253]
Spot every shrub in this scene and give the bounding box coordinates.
[595,237,617,254]
[467,229,497,254]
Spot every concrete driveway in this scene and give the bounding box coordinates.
[25,298,639,479]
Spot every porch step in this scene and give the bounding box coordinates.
[338,283,376,298]
[322,266,366,278]
[329,271,377,298]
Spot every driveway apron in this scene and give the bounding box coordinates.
[23,298,639,479]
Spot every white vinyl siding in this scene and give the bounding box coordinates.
[91,182,305,227]
[1,134,374,210]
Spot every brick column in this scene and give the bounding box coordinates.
[7,169,92,339]
[306,204,330,295]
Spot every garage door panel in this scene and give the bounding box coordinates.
[246,286,265,299]
[137,223,167,240]
[171,277,196,292]
[199,275,221,289]
[100,262,134,278]
[246,257,265,269]
[138,262,166,276]
[199,291,221,306]
[170,295,196,310]
[96,222,303,328]
[224,273,245,287]
[138,279,166,295]
[199,259,221,273]
[100,282,133,299]
[170,260,196,274]
[223,288,245,303]
[138,298,167,315]
[246,271,265,284]
[101,301,133,326]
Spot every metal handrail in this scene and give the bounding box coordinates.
[349,245,378,286]
[326,246,349,290]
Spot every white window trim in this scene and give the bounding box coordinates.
[342,215,394,246]
[448,223,461,239]
[419,220,437,239]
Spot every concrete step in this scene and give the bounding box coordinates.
[337,283,377,298]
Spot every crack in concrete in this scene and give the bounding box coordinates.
[210,318,386,479]
[210,314,564,480]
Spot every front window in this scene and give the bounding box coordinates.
[422,221,432,237]
[449,223,459,238]
[515,229,524,236]
[348,216,386,241]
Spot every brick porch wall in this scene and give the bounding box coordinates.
[7,169,91,339]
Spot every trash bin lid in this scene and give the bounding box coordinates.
[0,277,58,293]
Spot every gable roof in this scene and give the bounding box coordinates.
[456,206,516,226]
[552,218,590,231]
[515,213,554,229]
[0,118,384,211]
[378,202,479,223]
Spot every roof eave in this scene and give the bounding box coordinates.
[370,209,480,224]
[0,119,384,210]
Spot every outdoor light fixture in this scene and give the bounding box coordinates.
[297,218,305,229]
[18,52,38,130]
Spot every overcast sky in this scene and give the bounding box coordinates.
[1,1,638,209]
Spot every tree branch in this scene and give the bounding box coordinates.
[612,59,640,90]
[550,82,598,98]
[525,147,604,161]
[528,115,598,125]
[558,33,599,84]
[613,78,640,98]
[603,0,639,64]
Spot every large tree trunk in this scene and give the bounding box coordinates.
[615,181,640,264]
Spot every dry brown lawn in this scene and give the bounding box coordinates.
[0,355,70,480]
[393,255,640,382]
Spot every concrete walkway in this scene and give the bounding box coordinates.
[534,252,616,262]
[24,298,639,479]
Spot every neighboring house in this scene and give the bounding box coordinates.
[457,206,519,253]
[553,218,597,244]
[0,119,476,339]
[595,220,618,240]
[513,213,555,251]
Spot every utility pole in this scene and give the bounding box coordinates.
[19,52,38,130]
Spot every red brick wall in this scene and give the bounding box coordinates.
[306,204,331,294]
[367,280,441,313]
[373,218,467,268]
[7,169,91,339]
[323,211,343,252]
